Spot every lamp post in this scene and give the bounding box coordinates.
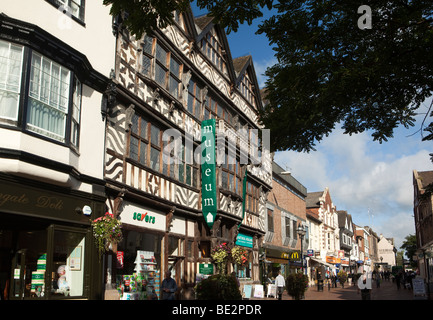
[297,223,306,274]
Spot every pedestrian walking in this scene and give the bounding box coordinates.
[357,271,371,300]
[275,271,285,300]
[161,270,178,300]
[395,271,402,290]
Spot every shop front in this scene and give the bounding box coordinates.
[307,256,337,285]
[113,201,193,300]
[234,232,254,280]
[0,177,105,300]
[263,247,302,279]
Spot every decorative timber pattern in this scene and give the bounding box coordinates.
[107,12,272,231]
[105,103,200,210]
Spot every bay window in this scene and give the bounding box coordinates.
[27,53,71,142]
[0,39,82,148]
[0,41,24,123]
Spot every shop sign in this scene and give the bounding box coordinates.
[201,119,217,229]
[121,202,166,231]
[289,251,301,262]
[281,252,289,259]
[235,233,253,248]
[307,249,314,256]
[0,181,99,224]
[199,263,214,275]
[326,256,337,264]
[132,211,156,224]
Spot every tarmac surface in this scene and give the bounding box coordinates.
[250,278,421,300]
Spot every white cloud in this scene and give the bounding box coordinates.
[273,126,432,248]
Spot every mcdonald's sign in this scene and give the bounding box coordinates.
[289,251,301,262]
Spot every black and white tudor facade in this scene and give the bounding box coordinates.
[104,7,272,296]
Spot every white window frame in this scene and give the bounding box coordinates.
[0,40,24,122]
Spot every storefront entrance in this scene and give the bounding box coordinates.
[0,213,90,300]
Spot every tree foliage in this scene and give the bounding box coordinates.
[400,234,417,267]
[258,0,433,152]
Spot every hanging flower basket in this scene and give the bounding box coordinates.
[211,242,231,274]
[91,212,123,256]
[231,246,248,268]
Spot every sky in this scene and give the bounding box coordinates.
[190,4,433,251]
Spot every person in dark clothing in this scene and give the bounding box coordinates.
[161,270,178,300]
[395,272,402,290]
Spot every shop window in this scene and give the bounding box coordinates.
[235,250,252,279]
[7,224,88,300]
[51,229,85,297]
[10,230,48,299]
[116,231,162,300]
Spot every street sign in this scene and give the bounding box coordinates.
[412,277,427,300]
[199,263,214,275]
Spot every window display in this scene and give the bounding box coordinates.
[116,230,162,300]
[50,229,85,297]
[7,225,87,299]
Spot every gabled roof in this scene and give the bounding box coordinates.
[414,170,433,190]
[182,7,200,41]
[194,14,214,31]
[337,210,348,227]
[232,55,263,111]
[193,14,237,82]
[337,210,354,234]
[306,191,323,208]
[306,208,321,223]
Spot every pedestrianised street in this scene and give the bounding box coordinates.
[251,279,415,300]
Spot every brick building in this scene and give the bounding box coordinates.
[263,162,307,280]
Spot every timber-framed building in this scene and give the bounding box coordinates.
[104,6,272,298]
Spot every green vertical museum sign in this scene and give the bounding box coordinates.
[201,119,217,229]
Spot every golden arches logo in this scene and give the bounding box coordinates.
[290,252,299,260]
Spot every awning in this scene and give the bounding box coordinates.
[308,257,336,269]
